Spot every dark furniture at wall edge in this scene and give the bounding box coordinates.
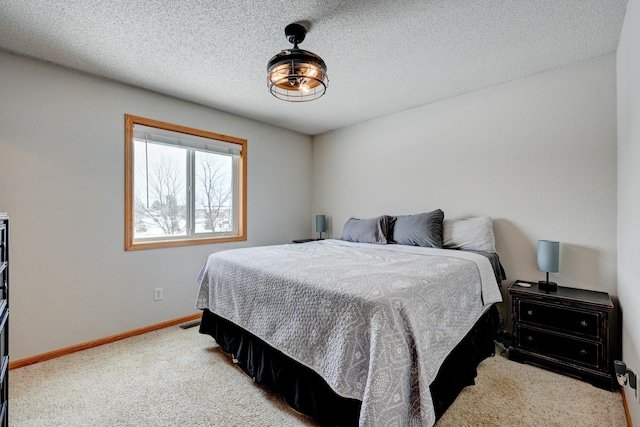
[0,213,9,426]
[508,282,615,390]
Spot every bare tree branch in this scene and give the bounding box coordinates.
[197,154,232,231]
[135,155,185,235]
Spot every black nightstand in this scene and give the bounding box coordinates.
[508,282,615,390]
[292,239,321,243]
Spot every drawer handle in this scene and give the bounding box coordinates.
[527,309,534,316]
[580,320,588,327]
[526,335,534,342]
[579,349,588,355]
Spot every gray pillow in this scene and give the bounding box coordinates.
[390,209,444,248]
[341,215,395,244]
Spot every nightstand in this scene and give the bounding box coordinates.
[508,282,615,390]
[292,239,321,243]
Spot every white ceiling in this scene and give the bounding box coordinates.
[0,0,628,135]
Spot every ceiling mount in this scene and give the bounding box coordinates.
[285,23,306,47]
[267,23,328,102]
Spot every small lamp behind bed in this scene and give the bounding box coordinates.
[537,240,559,291]
[316,215,326,240]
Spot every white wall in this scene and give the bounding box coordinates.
[313,54,618,299]
[617,0,640,421]
[0,51,313,360]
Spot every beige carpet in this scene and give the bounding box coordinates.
[10,324,628,426]
[436,347,627,427]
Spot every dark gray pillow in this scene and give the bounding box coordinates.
[390,209,444,248]
[341,215,395,244]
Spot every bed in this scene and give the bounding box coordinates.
[196,213,505,426]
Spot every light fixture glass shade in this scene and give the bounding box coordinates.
[537,240,560,273]
[267,49,328,102]
[316,215,326,233]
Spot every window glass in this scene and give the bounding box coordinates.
[194,151,233,234]
[134,141,187,238]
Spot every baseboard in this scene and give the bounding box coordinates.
[9,312,202,370]
[622,387,634,427]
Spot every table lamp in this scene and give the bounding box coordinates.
[537,240,559,291]
[316,215,326,240]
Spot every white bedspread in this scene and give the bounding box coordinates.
[196,239,502,426]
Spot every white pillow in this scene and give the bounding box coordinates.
[443,216,496,252]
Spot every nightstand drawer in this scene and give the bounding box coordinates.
[518,300,600,338]
[516,325,601,368]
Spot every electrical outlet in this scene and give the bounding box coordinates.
[154,287,163,301]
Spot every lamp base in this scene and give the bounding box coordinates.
[538,280,558,291]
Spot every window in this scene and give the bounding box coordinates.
[125,115,246,250]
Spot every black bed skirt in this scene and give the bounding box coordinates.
[199,305,499,426]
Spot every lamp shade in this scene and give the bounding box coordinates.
[537,240,560,273]
[316,215,326,233]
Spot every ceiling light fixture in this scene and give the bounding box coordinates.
[267,23,328,102]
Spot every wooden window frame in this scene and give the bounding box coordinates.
[124,114,247,251]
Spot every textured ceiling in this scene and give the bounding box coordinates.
[0,0,628,135]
